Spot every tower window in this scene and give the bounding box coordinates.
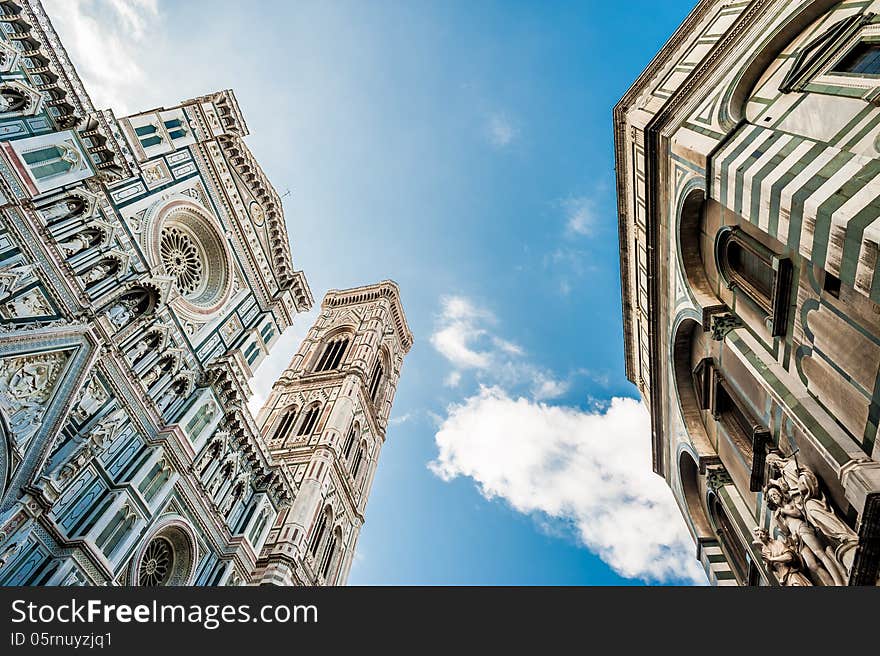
[270,406,298,442]
[309,508,330,557]
[368,361,384,402]
[351,443,365,480]
[343,423,358,460]
[314,337,349,372]
[297,404,321,436]
[833,41,880,75]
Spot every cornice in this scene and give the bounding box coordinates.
[323,280,414,353]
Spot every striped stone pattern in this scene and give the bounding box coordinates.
[711,122,880,303]
[697,538,739,586]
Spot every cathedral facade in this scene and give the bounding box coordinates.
[0,0,411,586]
[616,0,880,586]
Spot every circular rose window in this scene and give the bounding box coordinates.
[139,536,173,586]
[135,523,196,586]
[152,202,231,313]
[160,226,203,296]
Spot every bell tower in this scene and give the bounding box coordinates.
[252,281,413,585]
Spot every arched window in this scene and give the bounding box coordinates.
[314,335,350,372]
[269,405,297,442]
[319,528,341,582]
[368,360,384,402]
[716,228,792,336]
[296,403,321,437]
[309,507,332,557]
[351,442,366,480]
[709,494,750,585]
[342,422,358,461]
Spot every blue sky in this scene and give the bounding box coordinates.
[48,0,706,585]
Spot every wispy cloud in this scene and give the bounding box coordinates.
[430,295,568,400]
[562,196,597,237]
[388,412,415,427]
[486,113,517,148]
[43,0,163,113]
[429,388,706,584]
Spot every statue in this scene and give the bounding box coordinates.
[764,483,843,586]
[127,338,150,366]
[764,453,857,584]
[58,230,97,257]
[81,261,113,285]
[752,527,812,586]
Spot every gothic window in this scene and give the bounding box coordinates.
[244,340,261,366]
[319,528,341,582]
[164,119,187,140]
[248,509,270,546]
[96,505,135,559]
[296,403,321,437]
[270,405,298,443]
[138,458,171,502]
[368,360,384,402]
[309,507,332,557]
[716,228,791,336]
[342,422,358,461]
[186,402,216,438]
[351,442,366,480]
[314,336,350,372]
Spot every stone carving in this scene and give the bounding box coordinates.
[44,409,127,486]
[0,262,36,299]
[0,351,69,446]
[752,527,812,586]
[58,229,99,258]
[81,260,114,285]
[763,453,858,586]
[708,312,744,341]
[73,377,108,422]
[40,196,87,222]
[3,288,52,319]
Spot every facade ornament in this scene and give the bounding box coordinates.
[0,262,36,299]
[4,289,51,319]
[766,453,858,575]
[708,311,743,341]
[764,480,846,586]
[58,229,98,258]
[73,377,108,422]
[706,465,732,492]
[752,527,812,586]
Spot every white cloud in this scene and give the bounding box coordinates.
[429,387,706,584]
[429,296,494,371]
[388,412,415,427]
[43,0,163,113]
[487,113,517,148]
[430,295,567,399]
[563,196,596,236]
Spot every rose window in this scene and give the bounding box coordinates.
[160,226,203,296]
[152,205,231,311]
[139,536,173,586]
